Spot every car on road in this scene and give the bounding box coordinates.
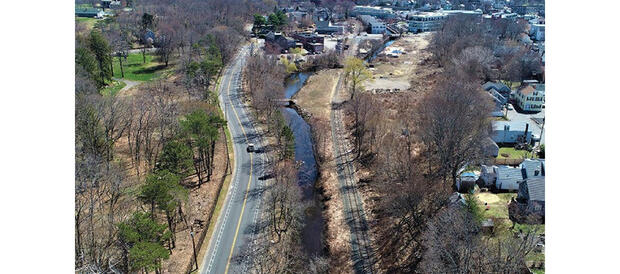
[507,103,514,110]
[258,172,274,180]
[246,143,255,153]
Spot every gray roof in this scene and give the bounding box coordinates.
[483,81,511,93]
[520,159,545,178]
[526,177,545,201]
[493,121,532,132]
[496,166,525,182]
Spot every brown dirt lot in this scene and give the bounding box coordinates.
[366,33,442,95]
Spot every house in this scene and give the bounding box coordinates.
[492,121,532,144]
[480,158,544,191]
[358,15,387,34]
[530,23,545,41]
[480,165,523,191]
[482,81,512,101]
[408,11,446,33]
[510,176,545,224]
[516,177,545,216]
[456,172,478,193]
[489,92,505,117]
[514,84,545,112]
[483,137,499,158]
[494,165,524,190]
[520,159,545,178]
[76,8,105,18]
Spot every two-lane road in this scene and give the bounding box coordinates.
[200,45,266,274]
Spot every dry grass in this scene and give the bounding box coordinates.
[295,69,340,120]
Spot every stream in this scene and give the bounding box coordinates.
[281,72,324,257]
[279,38,395,257]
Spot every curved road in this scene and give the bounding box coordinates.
[200,44,267,274]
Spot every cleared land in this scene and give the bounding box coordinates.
[365,33,439,93]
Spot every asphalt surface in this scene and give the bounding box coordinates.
[200,44,267,274]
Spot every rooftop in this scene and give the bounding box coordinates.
[526,177,545,201]
[493,121,532,132]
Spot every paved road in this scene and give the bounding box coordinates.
[329,38,375,274]
[200,45,267,274]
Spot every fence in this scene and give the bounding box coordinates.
[493,158,524,166]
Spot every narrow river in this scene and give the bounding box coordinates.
[278,37,395,257]
[280,72,324,257]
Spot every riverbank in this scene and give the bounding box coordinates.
[294,69,354,273]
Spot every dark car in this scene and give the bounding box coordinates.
[258,172,274,180]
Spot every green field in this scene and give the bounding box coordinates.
[113,53,167,81]
[76,17,98,30]
[100,81,126,96]
[497,147,537,159]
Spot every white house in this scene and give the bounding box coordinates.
[492,121,532,144]
[514,84,545,112]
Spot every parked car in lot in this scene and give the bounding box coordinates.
[246,143,255,153]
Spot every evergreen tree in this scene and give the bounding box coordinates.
[88,30,113,87]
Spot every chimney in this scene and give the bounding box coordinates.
[524,123,529,139]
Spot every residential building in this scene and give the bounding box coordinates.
[480,158,544,191]
[358,15,387,34]
[492,121,532,144]
[408,12,447,33]
[456,172,478,193]
[483,137,500,158]
[514,83,545,112]
[530,23,545,41]
[489,93,504,117]
[516,177,545,217]
[351,5,395,19]
[483,81,512,101]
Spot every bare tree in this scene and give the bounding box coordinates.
[417,78,493,186]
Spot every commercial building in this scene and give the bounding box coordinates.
[408,11,447,33]
[351,5,395,19]
[358,15,387,34]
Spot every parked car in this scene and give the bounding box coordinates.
[507,103,514,110]
[246,143,255,153]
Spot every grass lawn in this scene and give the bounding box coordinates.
[497,147,537,159]
[76,17,98,30]
[473,192,516,221]
[100,81,126,96]
[113,53,167,81]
